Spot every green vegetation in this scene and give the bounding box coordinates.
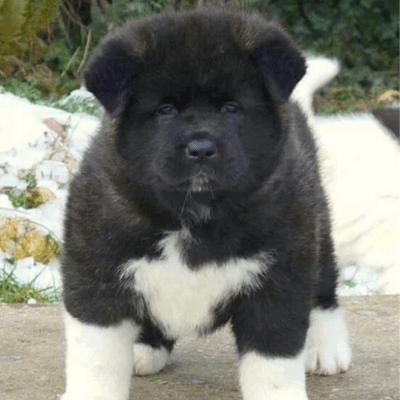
[0,0,398,113]
[0,259,60,304]
[342,279,357,289]
[41,0,165,95]
[0,78,101,116]
[248,0,399,113]
[89,0,165,44]
[5,191,32,209]
[4,172,38,209]
[23,171,37,189]
[48,96,101,117]
[0,0,62,61]
[1,77,44,103]
[45,234,62,260]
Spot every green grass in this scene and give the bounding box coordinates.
[46,96,102,117]
[342,279,357,289]
[23,171,37,189]
[4,191,32,209]
[0,78,44,103]
[0,78,102,117]
[0,260,60,304]
[4,171,38,209]
[45,234,62,259]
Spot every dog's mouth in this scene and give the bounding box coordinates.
[167,171,214,193]
[189,172,212,192]
[171,170,245,195]
[156,164,246,196]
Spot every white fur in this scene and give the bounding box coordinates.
[239,351,308,400]
[122,232,274,338]
[133,343,169,376]
[61,311,139,400]
[291,56,340,118]
[292,55,400,294]
[304,307,351,375]
[315,113,399,294]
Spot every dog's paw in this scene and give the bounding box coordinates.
[242,388,308,400]
[242,387,308,400]
[305,307,351,375]
[239,351,308,400]
[133,343,169,376]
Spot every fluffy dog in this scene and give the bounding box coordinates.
[292,56,399,295]
[61,8,351,400]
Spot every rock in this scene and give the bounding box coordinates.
[0,217,60,263]
[13,230,59,263]
[25,187,54,208]
[0,218,21,253]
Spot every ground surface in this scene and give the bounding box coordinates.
[0,296,399,400]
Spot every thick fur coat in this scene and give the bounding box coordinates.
[61,8,351,400]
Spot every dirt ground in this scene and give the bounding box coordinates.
[0,296,399,400]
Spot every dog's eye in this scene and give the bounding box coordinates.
[156,104,177,116]
[221,102,240,114]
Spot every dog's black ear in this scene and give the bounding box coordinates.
[84,38,139,117]
[252,23,306,103]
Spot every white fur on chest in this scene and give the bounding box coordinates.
[122,232,273,338]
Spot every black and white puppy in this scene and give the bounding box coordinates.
[61,8,351,400]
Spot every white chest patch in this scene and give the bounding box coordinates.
[122,232,273,338]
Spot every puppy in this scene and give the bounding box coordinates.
[61,8,351,400]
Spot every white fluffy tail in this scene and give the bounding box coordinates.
[291,56,340,117]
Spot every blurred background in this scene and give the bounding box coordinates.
[0,0,398,115]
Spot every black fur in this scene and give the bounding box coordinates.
[371,106,400,139]
[63,7,339,362]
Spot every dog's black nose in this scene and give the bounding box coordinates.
[186,140,217,159]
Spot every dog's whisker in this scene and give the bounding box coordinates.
[179,188,191,219]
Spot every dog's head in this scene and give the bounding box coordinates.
[84,8,305,217]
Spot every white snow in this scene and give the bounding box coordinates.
[0,85,398,299]
[0,89,100,295]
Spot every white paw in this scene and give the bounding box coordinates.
[305,307,351,375]
[59,394,103,400]
[239,351,308,400]
[133,343,169,376]
[62,312,138,400]
[256,388,308,400]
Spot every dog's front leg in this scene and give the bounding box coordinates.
[232,293,310,400]
[238,349,308,400]
[61,311,139,400]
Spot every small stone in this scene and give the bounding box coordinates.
[0,355,23,362]
[27,298,38,305]
[358,310,377,317]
